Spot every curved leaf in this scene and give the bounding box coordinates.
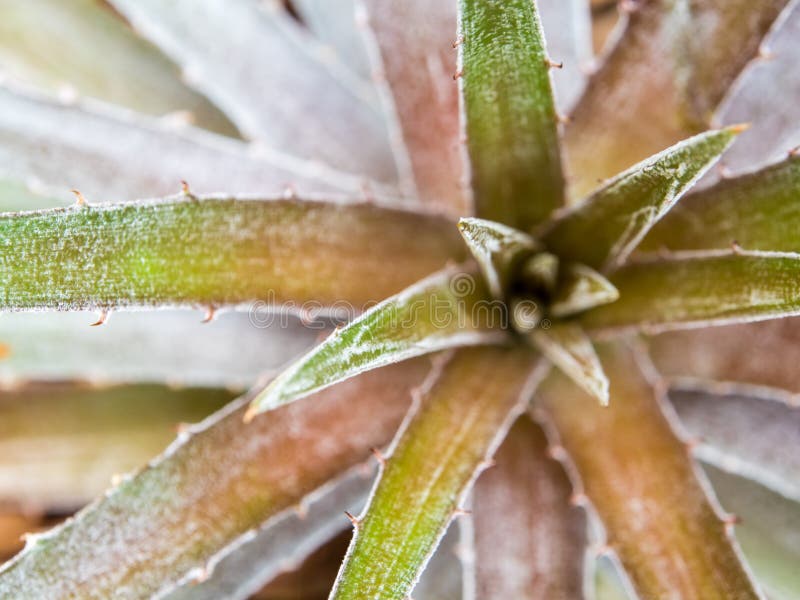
[331,347,540,600]
[580,252,800,333]
[109,0,395,180]
[641,154,800,253]
[471,416,586,598]
[543,127,739,270]
[248,266,507,416]
[565,0,789,198]
[459,0,564,230]
[0,360,431,598]
[537,342,760,599]
[0,196,464,311]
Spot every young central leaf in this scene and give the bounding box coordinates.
[459,0,565,231]
[458,217,540,300]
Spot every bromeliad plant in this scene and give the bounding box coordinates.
[0,0,799,598]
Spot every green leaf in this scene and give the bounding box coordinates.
[361,0,467,215]
[109,0,395,181]
[248,266,507,416]
[565,0,789,199]
[529,323,609,404]
[0,383,233,510]
[671,388,800,502]
[0,311,316,389]
[459,0,564,230]
[537,342,760,599]
[0,196,464,311]
[542,127,740,271]
[648,317,800,398]
[0,360,431,598]
[580,252,800,333]
[549,262,619,318]
[641,154,800,253]
[0,0,235,136]
[331,347,539,600]
[471,416,586,598]
[458,217,540,299]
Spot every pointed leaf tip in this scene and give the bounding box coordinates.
[457,217,540,299]
[248,266,505,416]
[530,323,609,405]
[543,128,738,271]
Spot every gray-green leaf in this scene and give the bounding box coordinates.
[542,127,740,271]
[248,266,508,416]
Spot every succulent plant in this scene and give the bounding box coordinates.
[0,0,799,598]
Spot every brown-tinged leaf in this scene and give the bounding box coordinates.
[565,0,789,199]
[471,416,586,599]
[711,3,800,181]
[537,341,760,599]
[361,0,467,215]
[167,467,372,600]
[648,317,800,397]
[0,360,431,598]
[331,347,540,600]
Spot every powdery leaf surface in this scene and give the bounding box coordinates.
[331,347,540,600]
